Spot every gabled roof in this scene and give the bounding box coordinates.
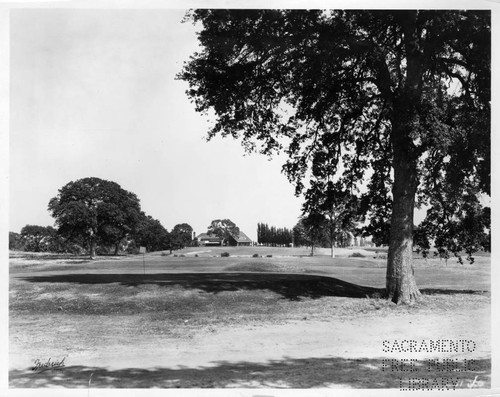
[230,230,252,243]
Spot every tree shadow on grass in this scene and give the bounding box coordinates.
[19,273,488,301]
[20,273,382,300]
[420,289,489,296]
[9,356,491,388]
[11,254,88,261]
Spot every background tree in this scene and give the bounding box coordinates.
[9,232,23,251]
[179,9,490,304]
[17,225,81,253]
[170,223,194,249]
[19,225,54,252]
[303,180,359,257]
[131,212,171,253]
[207,219,240,245]
[48,177,142,259]
[292,219,308,248]
[294,213,328,256]
[257,223,293,246]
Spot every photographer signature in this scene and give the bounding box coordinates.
[31,357,66,373]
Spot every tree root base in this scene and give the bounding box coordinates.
[384,289,422,305]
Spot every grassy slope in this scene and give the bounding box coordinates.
[10,249,490,324]
[9,250,491,388]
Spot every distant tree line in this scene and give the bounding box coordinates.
[257,223,292,246]
[11,177,194,259]
[9,226,82,254]
[256,218,362,252]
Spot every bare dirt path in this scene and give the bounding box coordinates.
[9,306,490,388]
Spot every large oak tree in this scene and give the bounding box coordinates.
[48,177,142,258]
[179,9,490,303]
[207,219,240,245]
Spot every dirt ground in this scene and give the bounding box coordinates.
[9,250,491,389]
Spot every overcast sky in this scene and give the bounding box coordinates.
[9,8,303,240]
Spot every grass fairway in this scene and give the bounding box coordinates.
[9,248,491,388]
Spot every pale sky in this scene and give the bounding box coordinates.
[9,8,303,240]
[7,3,495,241]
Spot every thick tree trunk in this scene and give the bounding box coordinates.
[386,120,421,304]
[114,243,120,256]
[385,13,423,304]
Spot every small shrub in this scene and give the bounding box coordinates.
[221,252,230,257]
[195,254,198,257]
[266,254,272,258]
[350,252,365,258]
[173,254,178,257]
[161,252,169,256]
[252,253,260,258]
[179,254,185,257]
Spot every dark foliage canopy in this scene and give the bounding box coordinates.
[132,212,171,252]
[48,177,142,254]
[19,225,54,252]
[170,223,194,249]
[257,222,293,246]
[207,219,240,242]
[180,9,490,263]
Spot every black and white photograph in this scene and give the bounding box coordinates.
[1,0,497,395]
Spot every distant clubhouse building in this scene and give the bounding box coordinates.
[196,231,253,246]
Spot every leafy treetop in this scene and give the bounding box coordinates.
[179,9,490,303]
[207,219,240,243]
[48,177,142,258]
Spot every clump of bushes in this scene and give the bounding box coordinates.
[195,254,198,257]
[266,254,273,258]
[179,254,185,257]
[221,252,230,257]
[350,252,365,258]
[252,253,260,258]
